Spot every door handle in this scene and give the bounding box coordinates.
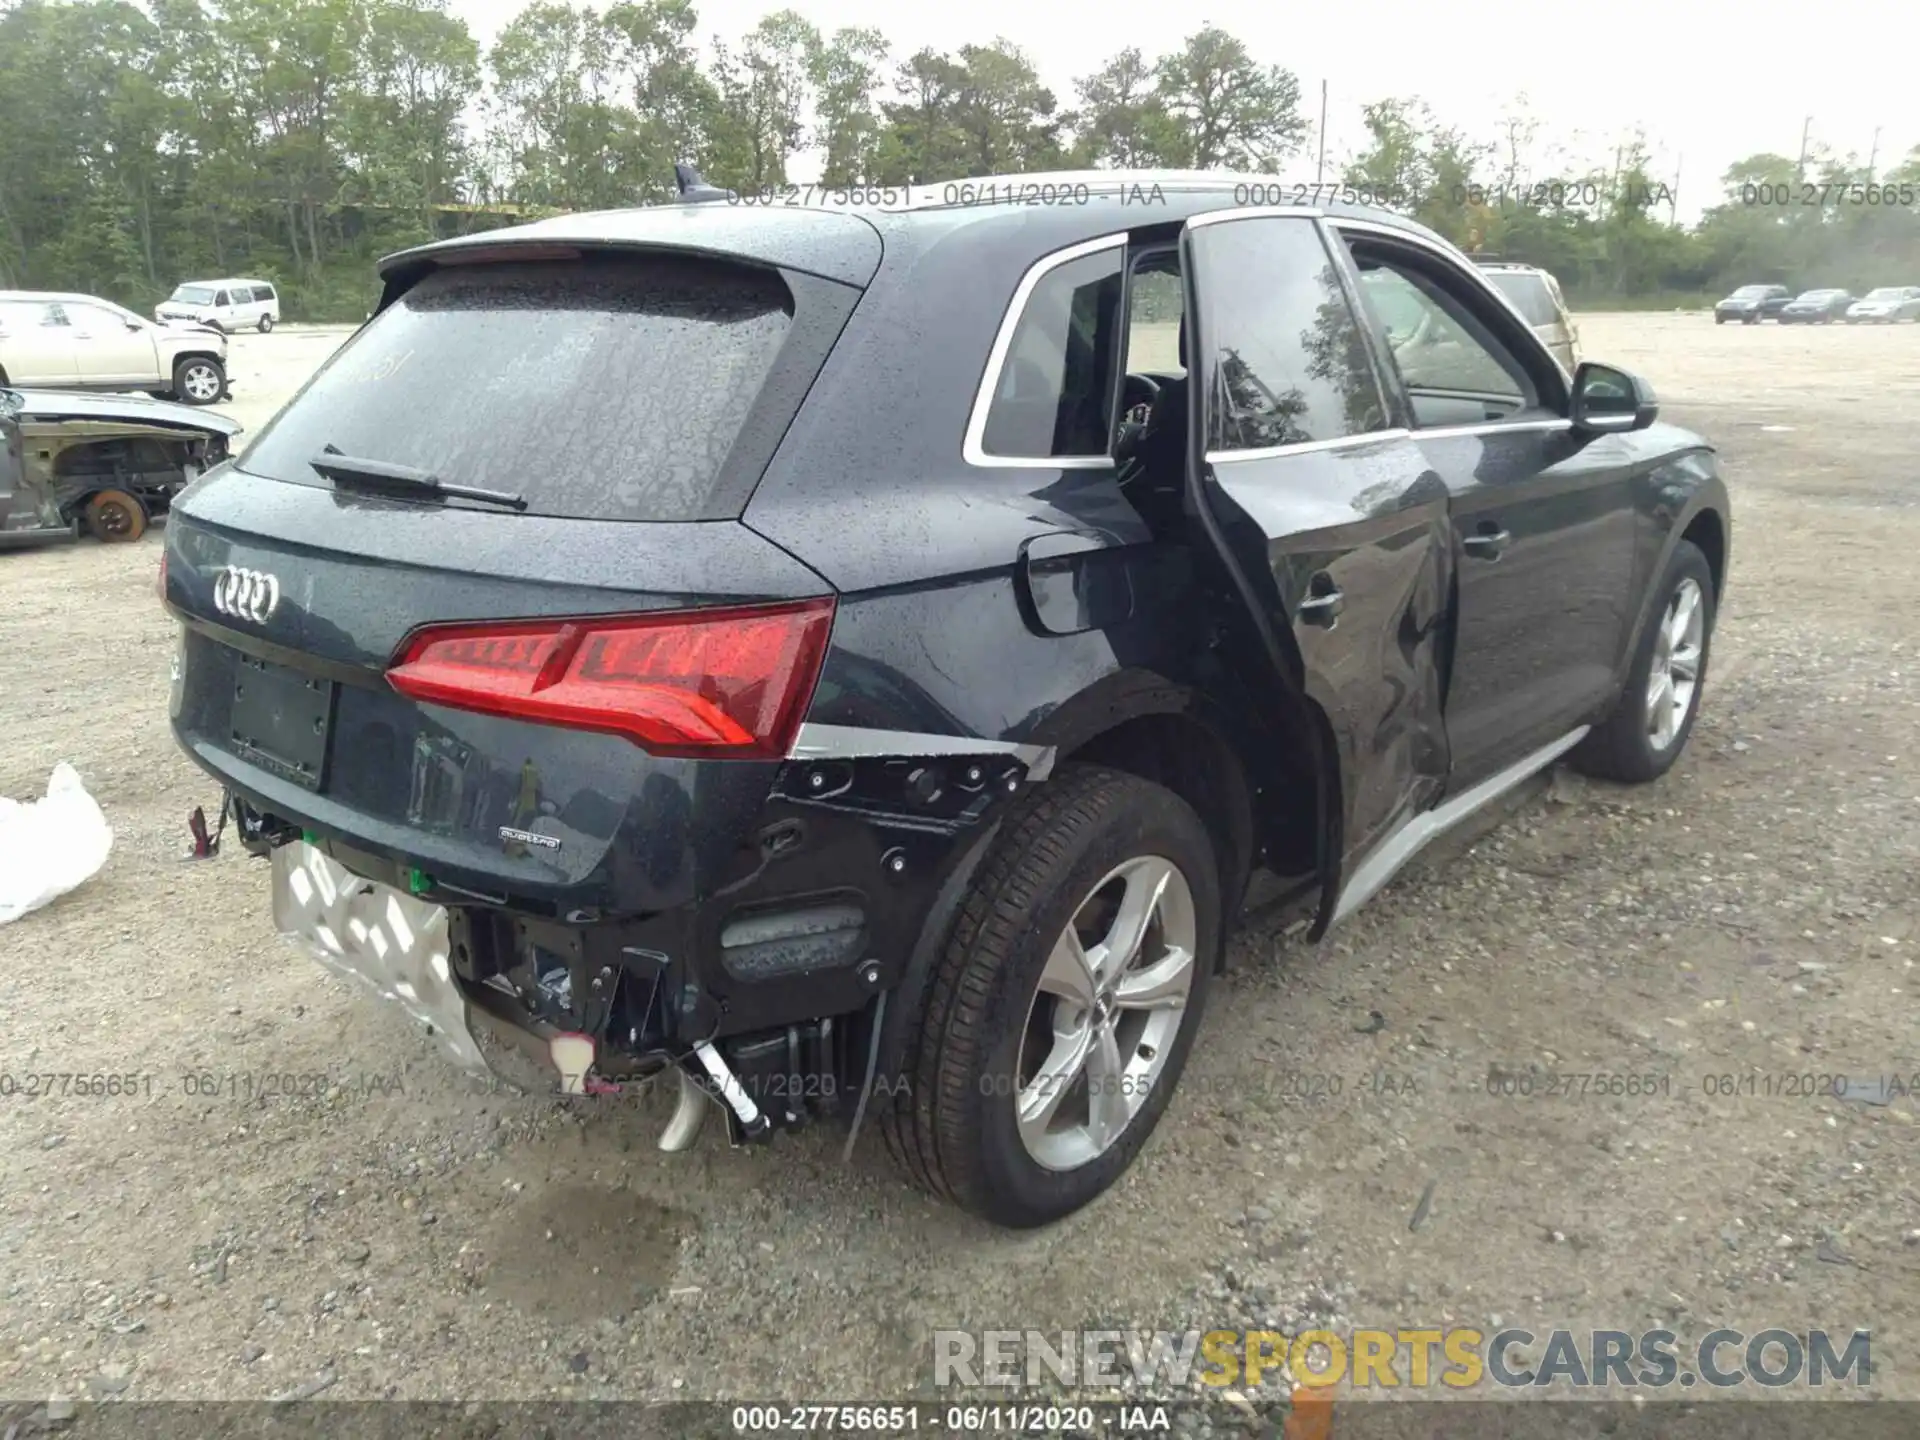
[1297,587,1344,627]
[1462,526,1511,560]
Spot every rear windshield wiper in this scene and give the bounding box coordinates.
[309,445,527,511]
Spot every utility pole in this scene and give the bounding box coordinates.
[1795,115,1812,182]
[1316,80,1328,185]
[1867,126,1881,177]
[1671,153,1682,225]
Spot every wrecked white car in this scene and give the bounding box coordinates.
[0,387,241,547]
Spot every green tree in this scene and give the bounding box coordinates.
[605,0,713,194]
[1153,27,1305,168]
[707,10,818,191]
[872,48,969,185]
[808,26,889,186]
[1068,46,1181,168]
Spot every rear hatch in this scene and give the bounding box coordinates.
[165,227,875,910]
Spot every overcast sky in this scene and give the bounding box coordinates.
[446,0,1917,224]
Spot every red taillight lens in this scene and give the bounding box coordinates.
[385,598,836,760]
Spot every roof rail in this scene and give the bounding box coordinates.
[673,163,736,205]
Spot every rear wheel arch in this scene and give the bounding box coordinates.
[1062,709,1255,939]
[1026,670,1339,952]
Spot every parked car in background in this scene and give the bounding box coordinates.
[161,169,1730,1228]
[156,279,281,334]
[1777,289,1854,324]
[1475,261,1578,370]
[1713,284,1791,323]
[0,292,229,405]
[1845,286,1920,323]
[0,386,240,547]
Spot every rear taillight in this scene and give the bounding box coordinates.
[385,598,836,760]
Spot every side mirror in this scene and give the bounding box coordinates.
[125,317,145,331]
[1570,361,1657,434]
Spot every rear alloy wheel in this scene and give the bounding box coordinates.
[173,356,225,405]
[1016,853,1199,1173]
[85,489,148,543]
[882,764,1219,1227]
[1570,539,1715,783]
[258,315,275,334]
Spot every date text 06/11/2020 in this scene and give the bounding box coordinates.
[728,1403,1176,1434]
[0,1071,406,1102]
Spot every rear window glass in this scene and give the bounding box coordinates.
[981,248,1124,459]
[1483,271,1562,327]
[238,255,793,521]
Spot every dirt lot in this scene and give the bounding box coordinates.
[1,315,1916,1411]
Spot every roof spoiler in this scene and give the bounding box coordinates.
[674,163,736,205]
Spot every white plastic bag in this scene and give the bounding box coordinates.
[0,763,114,926]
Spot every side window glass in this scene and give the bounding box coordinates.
[981,247,1124,459]
[1352,260,1531,403]
[43,305,69,328]
[1190,218,1387,452]
[215,290,231,307]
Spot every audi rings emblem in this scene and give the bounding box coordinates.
[212,566,281,625]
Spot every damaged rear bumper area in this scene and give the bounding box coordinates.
[248,733,1053,1148]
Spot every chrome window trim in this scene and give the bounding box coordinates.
[1206,428,1412,466]
[962,232,1129,471]
[1329,217,1574,391]
[1184,204,1325,228]
[1412,418,1574,441]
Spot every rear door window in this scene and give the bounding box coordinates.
[1189,217,1388,452]
[237,254,798,522]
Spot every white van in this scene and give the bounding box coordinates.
[155,279,281,334]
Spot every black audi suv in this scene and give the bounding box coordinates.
[162,171,1730,1227]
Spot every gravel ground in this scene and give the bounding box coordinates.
[0,315,1915,1413]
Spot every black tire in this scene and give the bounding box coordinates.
[879,764,1220,1228]
[84,488,148,543]
[258,315,275,333]
[172,355,225,406]
[1715,315,1726,325]
[1570,540,1715,784]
